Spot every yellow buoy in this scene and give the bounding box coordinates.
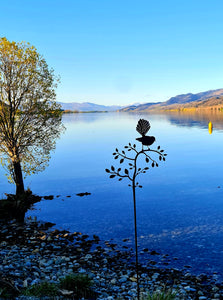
[208,121,213,134]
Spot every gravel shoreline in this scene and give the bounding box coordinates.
[0,218,223,299]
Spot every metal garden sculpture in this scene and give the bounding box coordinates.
[105,119,167,300]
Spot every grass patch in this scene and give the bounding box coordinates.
[22,281,58,297]
[145,289,176,300]
[60,273,94,298]
[0,287,10,298]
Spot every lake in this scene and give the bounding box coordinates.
[1,111,223,278]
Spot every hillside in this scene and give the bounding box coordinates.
[120,102,161,112]
[119,89,223,112]
[164,95,223,110]
[165,89,223,105]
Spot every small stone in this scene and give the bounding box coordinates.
[25,261,32,267]
[31,279,40,285]
[46,259,54,266]
[33,272,40,277]
[119,277,128,283]
[150,250,160,255]
[110,279,117,284]
[185,286,196,292]
[129,277,137,282]
[0,241,7,246]
[23,279,28,287]
[152,273,160,280]
[32,248,39,253]
[64,257,70,262]
[78,268,86,273]
[59,289,74,296]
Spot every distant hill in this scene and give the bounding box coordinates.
[167,95,223,109]
[120,102,161,112]
[58,102,123,112]
[119,89,223,112]
[165,89,223,105]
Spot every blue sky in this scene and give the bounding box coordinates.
[1,0,223,105]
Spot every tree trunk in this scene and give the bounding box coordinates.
[13,161,25,197]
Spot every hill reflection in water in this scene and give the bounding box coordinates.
[62,110,223,133]
[161,110,223,132]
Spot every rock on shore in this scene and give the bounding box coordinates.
[0,218,223,299]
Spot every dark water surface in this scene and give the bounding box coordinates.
[1,111,223,278]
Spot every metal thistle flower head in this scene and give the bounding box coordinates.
[136,119,155,146]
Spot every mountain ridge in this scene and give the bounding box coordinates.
[58,89,223,112]
[119,89,223,112]
[58,101,122,112]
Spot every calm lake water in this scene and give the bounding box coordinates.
[1,111,223,278]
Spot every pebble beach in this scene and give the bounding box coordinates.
[0,218,223,299]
